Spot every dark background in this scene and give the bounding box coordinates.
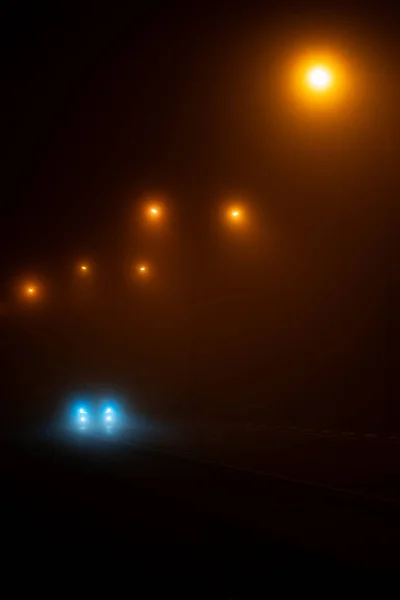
[0,3,398,430]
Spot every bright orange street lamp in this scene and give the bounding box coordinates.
[140,193,167,222]
[288,53,349,107]
[306,65,333,91]
[219,195,249,229]
[147,204,163,222]
[227,207,243,223]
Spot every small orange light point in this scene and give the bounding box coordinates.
[24,284,37,298]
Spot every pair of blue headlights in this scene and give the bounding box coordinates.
[76,406,117,430]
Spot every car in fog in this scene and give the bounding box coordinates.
[70,398,123,434]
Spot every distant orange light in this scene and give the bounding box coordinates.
[80,265,87,271]
[24,285,37,298]
[150,208,158,215]
[139,265,147,272]
[231,210,240,218]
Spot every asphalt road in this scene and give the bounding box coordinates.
[2,427,400,596]
[145,423,400,502]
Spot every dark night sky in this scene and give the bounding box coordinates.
[1,3,399,425]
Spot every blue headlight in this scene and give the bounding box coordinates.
[76,406,90,429]
[103,405,119,429]
[104,409,113,424]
